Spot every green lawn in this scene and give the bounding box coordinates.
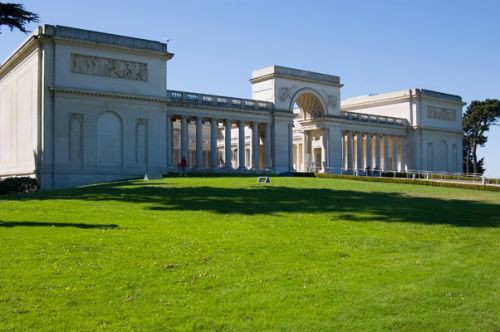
[0,177,499,331]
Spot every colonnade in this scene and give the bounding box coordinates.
[166,114,272,171]
[299,129,330,172]
[342,131,406,172]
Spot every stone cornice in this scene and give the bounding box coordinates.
[342,89,464,111]
[52,36,173,60]
[250,73,343,88]
[0,30,40,77]
[341,95,411,111]
[413,126,463,135]
[50,86,276,118]
[43,24,174,60]
[251,65,343,88]
[50,86,167,103]
[167,101,274,117]
[272,110,295,120]
[419,94,466,106]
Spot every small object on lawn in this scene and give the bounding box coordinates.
[144,173,162,180]
[257,176,270,184]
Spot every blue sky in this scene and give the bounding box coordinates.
[1,0,499,176]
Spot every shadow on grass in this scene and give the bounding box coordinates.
[0,221,118,229]
[3,180,499,228]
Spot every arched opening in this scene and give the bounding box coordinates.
[291,90,326,172]
[292,91,325,120]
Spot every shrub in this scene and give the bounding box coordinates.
[314,173,500,192]
[0,177,39,195]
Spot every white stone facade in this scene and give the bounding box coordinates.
[0,25,464,190]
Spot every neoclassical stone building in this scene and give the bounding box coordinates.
[0,25,464,190]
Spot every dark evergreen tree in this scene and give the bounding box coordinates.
[463,99,500,174]
[0,3,39,34]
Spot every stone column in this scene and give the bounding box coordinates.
[341,133,346,169]
[295,144,300,171]
[356,132,363,171]
[264,123,272,169]
[166,115,172,168]
[288,124,293,171]
[329,126,343,173]
[321,128,329,172]
[302,131,308,171]
[225,119,232,169]
[392,136,398,172]
[238,120,246,170]
[400,137,406,172]
[196,117,203,169]
[210,118,218,169]
[180,115,188,163]
[365,133,372,170]
[375,134,381,170]
[252,122,260,170]
[346,131,353,172]
[383,135,390,171]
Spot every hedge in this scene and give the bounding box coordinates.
[0,177,39,195]
[314,173,500,192]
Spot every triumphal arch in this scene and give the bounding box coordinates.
[0,25,464,190]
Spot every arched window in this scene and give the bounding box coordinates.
[97,112,122,166]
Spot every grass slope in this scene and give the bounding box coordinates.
[0,177,499,331]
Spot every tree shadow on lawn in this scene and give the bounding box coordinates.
[5,181,499,228]
[0,220,118,229]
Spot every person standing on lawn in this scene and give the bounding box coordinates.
[179,156,187,176]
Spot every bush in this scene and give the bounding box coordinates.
[314,173,500,192]
[0,177,39,195]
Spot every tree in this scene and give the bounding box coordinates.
[463,135,484,175]
[463,99,500,175]
[0,3,39,34]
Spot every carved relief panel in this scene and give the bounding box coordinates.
[427,106,457,121]
[71,54,147,81]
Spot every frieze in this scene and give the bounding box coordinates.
[427,106,457,121]
[71,54,147,81]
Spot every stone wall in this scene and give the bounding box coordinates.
[0,48,39,178]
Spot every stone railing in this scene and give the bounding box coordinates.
[341,111,407,126]
[167,90,275,112]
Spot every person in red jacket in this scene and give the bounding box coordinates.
[179,156,187,177]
